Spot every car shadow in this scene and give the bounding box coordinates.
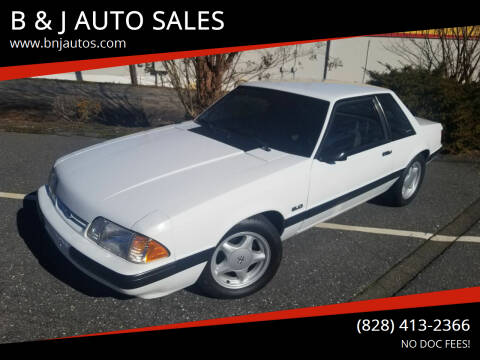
[367,196,390,206]
[16,192,133,300]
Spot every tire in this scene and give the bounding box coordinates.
[196,215,282,299]
[385,154,426,207]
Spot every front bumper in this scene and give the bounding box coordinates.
[37,185,211,298]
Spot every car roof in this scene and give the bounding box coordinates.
[241,80,393,103]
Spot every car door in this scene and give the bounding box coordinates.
[297,95,394,231]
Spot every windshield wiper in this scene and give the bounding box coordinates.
[225,127,271,152]
[196,118,234,139]
[196,118,271,152]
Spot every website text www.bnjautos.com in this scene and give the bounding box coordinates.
[10,38,127,52]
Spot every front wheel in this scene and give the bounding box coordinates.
[196,215,282,299]
[385,154,426,207]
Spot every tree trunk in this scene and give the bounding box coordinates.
[193,55,236,115]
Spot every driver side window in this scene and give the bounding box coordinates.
[320,97,386,158]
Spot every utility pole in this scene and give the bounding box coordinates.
[323,40,331,80]
[152,62,158,87]
[362,39,371,83]
[129,65,138,86]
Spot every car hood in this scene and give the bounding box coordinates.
[54,122,296,226]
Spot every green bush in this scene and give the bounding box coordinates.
[368,66,480,154]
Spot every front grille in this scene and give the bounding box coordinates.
[56,197,88,231]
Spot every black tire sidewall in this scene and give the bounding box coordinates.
[197,215,282,299]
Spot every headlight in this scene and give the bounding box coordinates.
[47,168,58,203]
[87,217,169,264]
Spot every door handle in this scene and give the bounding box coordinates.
[382,150,392,156]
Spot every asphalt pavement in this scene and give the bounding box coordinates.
[0,131,479,343]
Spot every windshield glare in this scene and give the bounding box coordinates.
[195,86,330,157]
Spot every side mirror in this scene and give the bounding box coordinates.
[317,150,348,164]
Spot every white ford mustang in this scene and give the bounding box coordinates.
[37,81,442,299]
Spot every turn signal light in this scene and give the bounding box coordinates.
[129,235,169,263]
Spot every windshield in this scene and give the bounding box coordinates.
[194,86,330,157]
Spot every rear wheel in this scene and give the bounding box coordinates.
[197,215,282,299]
[385,154,426,206]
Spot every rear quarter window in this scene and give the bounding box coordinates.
[377,94,415,140]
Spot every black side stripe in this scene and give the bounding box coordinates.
[284,169,404,228]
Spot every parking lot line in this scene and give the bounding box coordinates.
[315,222,435,240]
[458,235,480,244]
[0,191,31,200]
[315,223,480,243]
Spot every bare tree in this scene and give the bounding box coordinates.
[162,43,335,118]
[384,26,480,84]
